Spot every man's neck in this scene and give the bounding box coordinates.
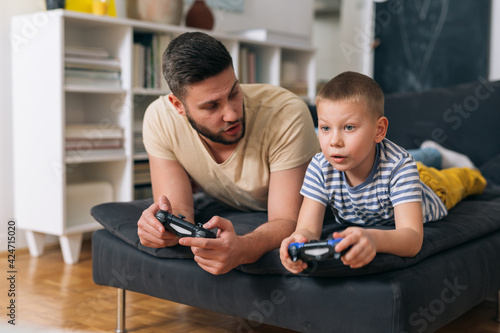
[199,135,239,164]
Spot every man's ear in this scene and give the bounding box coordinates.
[375,116,388,143]
[168,93,186,116]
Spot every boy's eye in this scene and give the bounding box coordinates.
[320,126,330,132]
[345,125,355,131]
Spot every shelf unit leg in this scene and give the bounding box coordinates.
[116,288,127,333]
[59,233,83,265]
[25,231,46,257]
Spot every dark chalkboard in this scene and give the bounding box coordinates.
[374,0,491,94]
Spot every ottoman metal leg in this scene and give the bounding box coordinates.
[116,288,127,333]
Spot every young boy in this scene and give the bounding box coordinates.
[280,71,486,273]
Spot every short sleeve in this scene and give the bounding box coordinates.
[389,157,423,207]
[300,155,329,206]
[142,99,178,161]
[267,99,320,173]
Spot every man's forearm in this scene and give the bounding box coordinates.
[238,218,297,265]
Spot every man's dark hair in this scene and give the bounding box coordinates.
[162,32,233,101]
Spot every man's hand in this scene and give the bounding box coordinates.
[137,195,180,248]
[179,216,242,275]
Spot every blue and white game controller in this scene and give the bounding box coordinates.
[288,238,346,262]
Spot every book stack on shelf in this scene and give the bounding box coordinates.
[280,60,308,99]
[134,160,152,199]
[133,120,147,158]
[239,46,260,84]
[133,32,172,90]
[65,124,124,160]
[280,81,308,99]
[134,161,151,185]
[65,46,122,89]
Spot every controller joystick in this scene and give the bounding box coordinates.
[155,210,216,239]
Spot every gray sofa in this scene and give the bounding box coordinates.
[91,79,500,332]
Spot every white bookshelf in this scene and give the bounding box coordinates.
[12,10,316,264]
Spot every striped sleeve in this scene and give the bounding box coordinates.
[300,154,329,206]
[389,156,423,207]
[421,184,448,222]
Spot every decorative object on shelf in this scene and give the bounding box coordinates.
[205,0,244,13]
[66,0,117,16]
[127,0,183,25]
[46,0,66,10]
[185,0,214,30]
[92,0,109,15]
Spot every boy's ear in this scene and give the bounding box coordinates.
[375,116,388,143]
[168,93,186,116]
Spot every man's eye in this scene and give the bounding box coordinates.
[205,103,218,110]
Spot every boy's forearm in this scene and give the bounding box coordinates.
[368,228,423,257]
[293,197,327,242]
[292,228,321,241]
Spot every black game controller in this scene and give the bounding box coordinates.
[288,238,345,262]
[155,210,216,238]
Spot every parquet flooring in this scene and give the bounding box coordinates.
[0,240,498,332]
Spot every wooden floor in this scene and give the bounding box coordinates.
[1,240,499,333]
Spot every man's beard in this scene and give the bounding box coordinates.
[185,109,246,145]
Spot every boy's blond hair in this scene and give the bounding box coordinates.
[316,71,385,119]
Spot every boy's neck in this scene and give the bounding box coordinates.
[344,145,378,187]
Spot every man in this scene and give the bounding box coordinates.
[137,31,319,275]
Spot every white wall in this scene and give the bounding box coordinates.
[211,0,314,39]
[338,0,376,76]
[313,14,342,84]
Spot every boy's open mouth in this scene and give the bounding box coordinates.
[332,155,346,163]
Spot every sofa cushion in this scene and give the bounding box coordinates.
[91,196,500,276]
[90,198,269,259]
[384,80,500,167]
[480,153,500,185]
[240,198,500,276]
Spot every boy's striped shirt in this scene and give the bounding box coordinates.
[301,139,447,226]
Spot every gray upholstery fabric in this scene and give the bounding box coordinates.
[91,195,500,276]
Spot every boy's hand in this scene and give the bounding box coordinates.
[333,227,376,269]
[279,234,309,274]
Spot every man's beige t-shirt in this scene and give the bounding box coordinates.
[143,84,320,211]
